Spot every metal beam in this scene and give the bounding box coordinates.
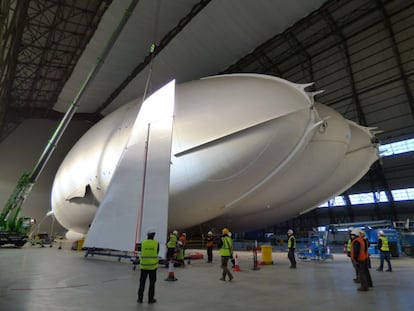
[96,0,212,114]
[0,0,29,137]
[369,161,398,220]
[223,1,378,78]
[6,106,103,123]
[284,31,315,85]
[321,9,367,126]
[342,193,355,222]
[0,0,111,143]
[375,0,414,121]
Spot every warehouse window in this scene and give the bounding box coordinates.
[349,193,375,205]
[348,192,389,204]
[318,189,413,208]
[319,196,346,207]
[391,188,414,201]
[380,138,414,156]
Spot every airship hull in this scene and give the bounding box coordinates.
[51,74,379,235]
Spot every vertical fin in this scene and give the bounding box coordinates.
[84,80,175,253]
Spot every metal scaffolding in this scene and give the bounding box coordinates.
[0,0,110,142]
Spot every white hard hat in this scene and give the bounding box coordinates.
[287,229,293,235]
[177,241,183,246]
[378,230,384,235]
[350,228,360,236]
[207,231,213,235]
[173,230,178,235]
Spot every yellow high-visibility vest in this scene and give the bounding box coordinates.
[347,239,352,252]
[288,235,296,249]
[167,234,177,248]
[219,236,233,256]
[140,239,159,270]
[379,236,390,252]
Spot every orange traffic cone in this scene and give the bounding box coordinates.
[165,259,178,281]
[233,254,241,272]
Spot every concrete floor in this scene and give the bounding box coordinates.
[1,243,413,311]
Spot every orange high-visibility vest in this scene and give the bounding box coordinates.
[351,237,368,262]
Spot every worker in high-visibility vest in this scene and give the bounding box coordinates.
[345,234,352,257]
[347,227,359,283]
[176,240,185,266]
[287,229,296,269]
[179,232,187,260]
[206,231,214,263]
[377,230,392,272]
[350,228,370,291]
[359,229,373,288]
[165,230,178,266]
[137,228,159,304]
[218,228,233,281]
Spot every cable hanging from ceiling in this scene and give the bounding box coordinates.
[141,0,161,104]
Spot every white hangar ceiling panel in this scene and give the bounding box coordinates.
[54,1,130,113]
[55,0,202,113]
[105,0,327,113]
[54,0,327,115]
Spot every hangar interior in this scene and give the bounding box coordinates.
[1,0,414,237]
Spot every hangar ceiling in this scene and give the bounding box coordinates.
[0,0,108,141]
[1,0,413,230]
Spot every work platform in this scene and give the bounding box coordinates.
[1,244,413,311]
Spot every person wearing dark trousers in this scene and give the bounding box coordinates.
[165,230,178,266]
[176,240,185,267]
[377,230,392,272]
[360,230,373,288]
[346,228,359,283]
[287,229,296,269]
[229,232,235,268]
[350,228,370,291]
[206,231,214,263]
[137,228,159,304]
[179,232,187,260]
[218,228,234,281]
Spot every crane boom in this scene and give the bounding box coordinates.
[0,0,141,247]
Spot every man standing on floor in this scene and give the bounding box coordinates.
[350,228,370,291]
[165,230,178,266]
[287,229,296,269]
[360,229,373,288]
[206,231,214,263]
[137,228,159,304]
[179,232,188,262]
[218,228,234,281]
[377,230,392,272]
[346,227,359,283]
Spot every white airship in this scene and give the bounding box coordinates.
[51,74,379,239]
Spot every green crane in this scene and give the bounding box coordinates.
[0,0,141,247]
[0,173,34,246]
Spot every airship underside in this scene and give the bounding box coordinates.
[51,74,379,237]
